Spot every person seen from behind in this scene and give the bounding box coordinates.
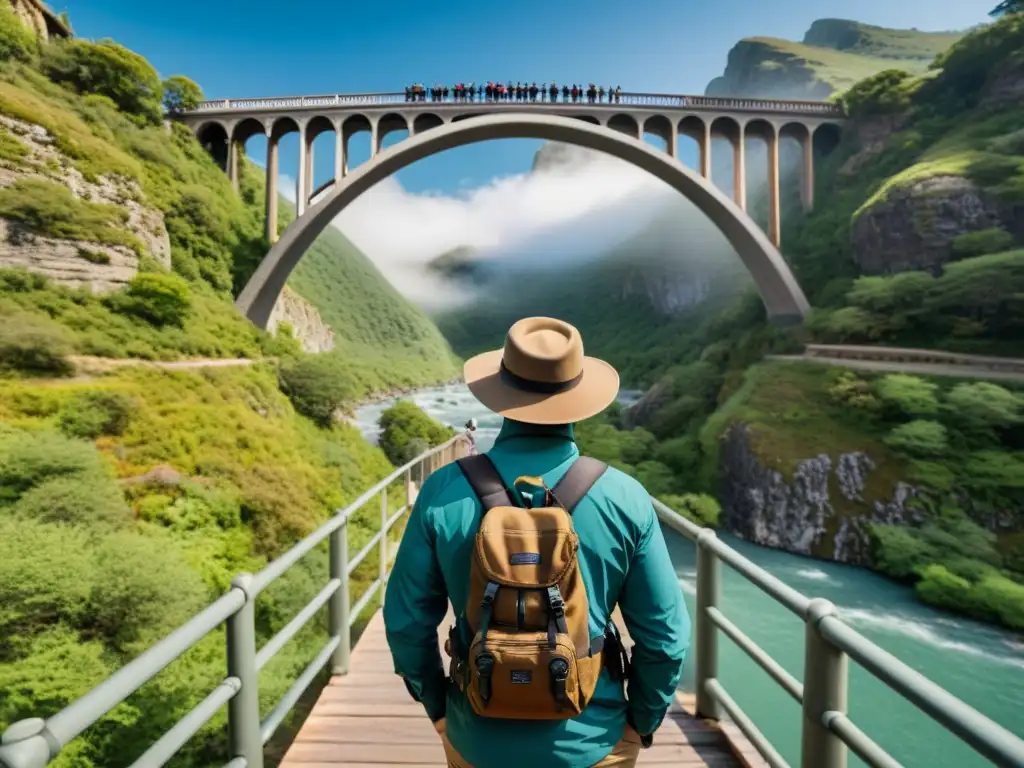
[384,316,691,767]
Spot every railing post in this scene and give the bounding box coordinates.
[379,487,388,595]
[405,468,414,507]
[226,575,263,768]
[801,599,848,768]
[0,719,53,768]
[329,518,351,675]
[695,529,721,720]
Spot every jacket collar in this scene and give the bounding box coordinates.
[493,419,575,445]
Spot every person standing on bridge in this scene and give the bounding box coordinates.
[383,317,690,768]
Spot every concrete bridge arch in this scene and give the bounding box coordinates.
[234,112,811,329]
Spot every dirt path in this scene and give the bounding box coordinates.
[767,352,1024,383]
[67,355,266,377]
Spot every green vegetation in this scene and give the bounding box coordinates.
[0,177,145,254]
[162,75,203,115]
[0,363,420,765]
[700,361,1024,629]
[40,38,164,124]
[378,400,455,466]
[0,17,464,765]
[435,16,1024,629]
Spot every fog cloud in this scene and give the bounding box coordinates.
[278,146,736,311]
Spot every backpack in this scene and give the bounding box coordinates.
[445,453,630,720]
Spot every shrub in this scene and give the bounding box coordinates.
[874,374,940,418]
[884,420,949,457]
[945,381,1022,435]
[660,493,721,527]
[13,472,133,528]
[0,311,73,376]
[58,389,135,438]
[0,428,109,502]
[952,228,1015,259]
[40,38,163,123]
[278,353,355,427]
[841,69,918,118]
[161,75,203,115]
[88,531,209,652]
[378,400,454,466]
[110,272,192,327]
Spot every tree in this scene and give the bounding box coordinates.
[162,76,204,115]
[41,39,163,124]
[378,401,454,466]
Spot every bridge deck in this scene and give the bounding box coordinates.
[281,609,761,767]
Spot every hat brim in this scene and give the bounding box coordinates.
[463,349,620,425]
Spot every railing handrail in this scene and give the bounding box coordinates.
[651,498,1024,768]
[0,433,473,768]
[179,90,846,117]
[3,438,1021,768]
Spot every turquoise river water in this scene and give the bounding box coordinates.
[353,383,1024,768]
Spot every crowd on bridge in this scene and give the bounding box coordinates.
[404,82,624,104]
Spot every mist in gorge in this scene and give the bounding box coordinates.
[280,139,757,315]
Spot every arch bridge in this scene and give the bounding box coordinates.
[179,90,845,251]
[1,436,1022,768]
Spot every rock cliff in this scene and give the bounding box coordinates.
[268,285,335,353]
[718,423,926,565]
[0,114,171,292]
[851,176,1024,275]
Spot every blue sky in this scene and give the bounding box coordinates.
[62,0,995,195]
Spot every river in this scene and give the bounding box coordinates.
[353,383,1024,768]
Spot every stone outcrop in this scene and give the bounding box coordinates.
[718,423,926,565]
[0,115,171,292]
[268,285,335,353]
[850,176,1022,275]
[7,0,71,39]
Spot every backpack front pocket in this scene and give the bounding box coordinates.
[466,629,584,720]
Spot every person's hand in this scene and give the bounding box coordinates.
[433,717,447,738]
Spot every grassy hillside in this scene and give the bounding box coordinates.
[0,24,456,389]
[0,11,460,765]
[707,18,965,98]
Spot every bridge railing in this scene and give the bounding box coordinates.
[0,434,473,768]
[652,498,1024,768]
[186,91,845,117]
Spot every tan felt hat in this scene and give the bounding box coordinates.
[463,317,620,425]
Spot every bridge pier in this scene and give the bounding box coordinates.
[296,128,308,217]
[767,131,781,248]
[801,136,815,213]
[733,137,746,211]
[266,136,279,243]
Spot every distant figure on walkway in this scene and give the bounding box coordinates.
[384,317,691,768]
[464,418,478,454]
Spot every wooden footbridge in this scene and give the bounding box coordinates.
[2,435,1023,768]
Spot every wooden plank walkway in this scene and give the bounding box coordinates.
[281,608,763,767]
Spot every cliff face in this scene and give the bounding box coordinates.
[268,285,335,353]
[0,114,171,293]
[706,19,962,99]
[718,423,925,565]
[851,176,1024,275]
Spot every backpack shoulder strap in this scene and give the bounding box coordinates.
[551,455,607,514]
[456,454,516,511]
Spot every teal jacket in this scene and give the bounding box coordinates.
[383,420,690,768]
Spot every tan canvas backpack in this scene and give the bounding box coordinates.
[445,453,630,720]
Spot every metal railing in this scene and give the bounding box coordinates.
[0,434,472,768]
[184,90,845,117]
[3,434,1022,768]
[651,498,1024,768]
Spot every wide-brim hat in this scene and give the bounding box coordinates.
[464,317,620,425]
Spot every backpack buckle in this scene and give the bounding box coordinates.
[546,586,565,615]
